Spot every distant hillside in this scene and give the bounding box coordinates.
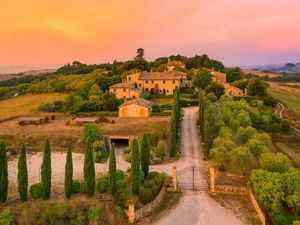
[247,62,300,74]
[0,69,57,82]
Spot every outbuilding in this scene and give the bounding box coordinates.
[118,98,152,118]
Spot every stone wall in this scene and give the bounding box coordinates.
[249,190,266,225]
[135,185,166,220]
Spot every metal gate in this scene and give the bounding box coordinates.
[177,166,209,191]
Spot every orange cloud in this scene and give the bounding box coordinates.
[0,0,300,66]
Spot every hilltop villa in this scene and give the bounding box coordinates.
[109,70,189,99]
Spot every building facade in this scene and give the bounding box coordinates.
[211,70,244,96]
[118,98,152,118]
[110,71,188,99]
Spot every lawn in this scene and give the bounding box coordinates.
[0,93,67,120]
[267,87,300,113]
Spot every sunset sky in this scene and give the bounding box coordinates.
[1,0,300,71]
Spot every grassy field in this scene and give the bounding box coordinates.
[0,93,67,120]
[267,87,300,113]
[274,142,300,168]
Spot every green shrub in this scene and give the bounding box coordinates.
[144,179,156,188]
[151,185,161,196]
[151,112,172,116]
[87,205,100,222]
[82,124,101,143]
[71,180,81,194]
[113,190,130,208]
[30,183,41,198]
[97,179,109,193]
[155,142,166,161]
[123,147,130,154]
[0,209,15,225]
[160,104,172,110]
[79,180,86,193]
[272,213,289,225]
[152,105,161,113]
[116,180,127,191]
[249,100,257,107]
[139,187,153,204]
[116,170,125,181]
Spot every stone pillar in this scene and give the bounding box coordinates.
[172,166,177,191]
[210,167,215,193]
[128,204,135,224]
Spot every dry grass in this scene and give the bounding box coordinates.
[0,93,67,120]
[211,193,260,225]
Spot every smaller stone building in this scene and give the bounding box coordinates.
[109,82,142,99]
[119,98,152,118]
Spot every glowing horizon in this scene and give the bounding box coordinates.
[1,0,300,68]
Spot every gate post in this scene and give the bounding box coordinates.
[172,166,177,191]
[210,167,215,193]
[127,204,135,224]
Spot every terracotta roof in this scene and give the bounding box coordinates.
[119,98,152,108]
[109,82,134,88]
[138,71,186,80]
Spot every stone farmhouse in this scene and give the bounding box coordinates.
[211,70,244,96]
[109,71,189,99]
[118,98,152,118]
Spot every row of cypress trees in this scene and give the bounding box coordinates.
[0,132,151,202]
[169,87,181,157]
[0,139,52,203]
[128,134,151,195]
[198,91,214,157]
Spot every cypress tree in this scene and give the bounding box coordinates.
[130,139,140,195]
[140,133,150,177]
[84,138,95,197]
[64,146,73,198]
[0,140,8,203]
[169,115,177,157]
[41,139,51,199]
[109,143,116,194]
[18,144,28,202]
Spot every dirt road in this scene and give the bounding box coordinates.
[153,107,244,225]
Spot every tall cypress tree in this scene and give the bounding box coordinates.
[18,144,28,202]
[140,133,150,177]
[41,139,51,199]
[64,146,73,198]
[0,140,8,203]
[169,115,177,157]
[109,143,116,194]
[130,139,140,195]
[84,139,95,197]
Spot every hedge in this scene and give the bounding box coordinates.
[179,100,199,107]
[152,112,171,116]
